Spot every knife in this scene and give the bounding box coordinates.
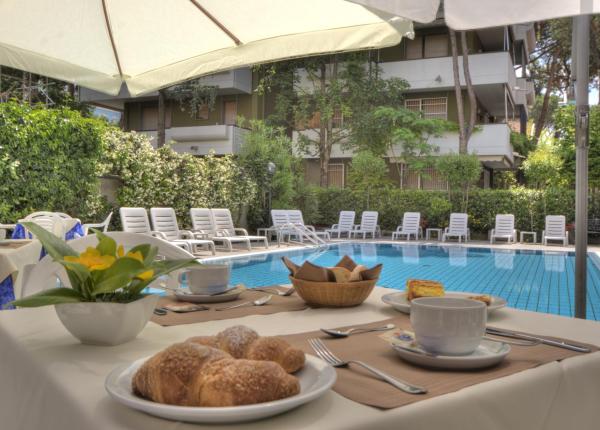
[486,327,591,353]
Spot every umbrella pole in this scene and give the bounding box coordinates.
[573,15,590,319]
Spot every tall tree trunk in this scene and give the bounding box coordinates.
[534,53,559,141]
[460,31,477,143]
[157,89,166,147]
[450,29,467,154]
[319,62,329,187]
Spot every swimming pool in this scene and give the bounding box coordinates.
[205,243,600,321]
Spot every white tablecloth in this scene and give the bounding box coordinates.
[0,240,42,297]
[0,287,599,430]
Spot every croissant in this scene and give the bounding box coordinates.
[132,342,300,407]
[186,325,305,373]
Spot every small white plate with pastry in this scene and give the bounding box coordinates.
[105,326,336,423]
[382,291,506,314]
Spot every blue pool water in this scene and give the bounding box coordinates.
[205,243,600,320]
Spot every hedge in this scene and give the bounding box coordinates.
[299,186,597,236]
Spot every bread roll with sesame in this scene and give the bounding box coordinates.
[186,325,305,374]
[132,342,300,407]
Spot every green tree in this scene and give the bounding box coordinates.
[436,153,482,212]
[256,53,409,187]
[521,134,567,188]
[353,106,454,183]
[347,151,390,209]
[237,119,300,226]
[552,104,600,187]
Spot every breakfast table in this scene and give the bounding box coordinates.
[0,286,599,430]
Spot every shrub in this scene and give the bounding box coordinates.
[301,186,586,234]
[0,101,108,223]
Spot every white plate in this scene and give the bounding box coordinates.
[381,291,507,315]
[174,285,244,303]
[105,354,336,424]
[393,339,511,370]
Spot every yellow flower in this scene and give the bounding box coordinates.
[64,247,116,271]
[117,245,125,257]
[136,269,154,281]
[126,250,144,263]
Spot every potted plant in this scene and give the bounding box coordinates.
[11,223,198,345]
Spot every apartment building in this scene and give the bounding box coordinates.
[80,19,535,190]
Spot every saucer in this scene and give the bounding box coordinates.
[382,291,507,315]
[392,338,511,370]
[175,285,245,303]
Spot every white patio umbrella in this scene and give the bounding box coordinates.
[0,0,412,96]
[351,0,599,319]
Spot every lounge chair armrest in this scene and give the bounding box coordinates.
[304,225,316,232]
[234,228,249,236]
[330,224,339,229]
[178,230,195,239]
[215,229,230,237]
[191,230,209,240]
[150,231,168,240]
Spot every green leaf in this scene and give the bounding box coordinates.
[90,257,146,295]
[143,246,159,266]
[11,287,84,308]
[128,258,199,297]
[22,222,78,260]
[92,273,136,296]
[95,231,117,256]
[57,261,91,295]
[127,244,151,260]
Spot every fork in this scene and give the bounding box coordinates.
[308,338,427,394]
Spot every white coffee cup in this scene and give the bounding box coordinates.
[410,297,487,356]
[179,264,230,295]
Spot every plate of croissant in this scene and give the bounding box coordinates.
[105,325,336,423]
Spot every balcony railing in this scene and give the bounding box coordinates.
[141,125,249,155]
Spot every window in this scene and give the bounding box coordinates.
[405,97,448,120]
[141,106,158,131]
[327,163,345,188]
[223,101,237,125]
[405,34,449,60]
[424,34,449,58]
[405,36,423,59]
[195,104,209,120]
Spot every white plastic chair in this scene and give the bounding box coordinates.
[21,232,194,298]
[442,213,469,243]
[286,210,330,241]
[350,211,379,239]
[490,214,517,244]
[211,208,268,249]
[392,212,421,241]
[19,212,66,239]
[189,208,250,251]
[150,208,215,255]
[120,207,202,254]
[82,212,113,235]
[326,211,355,238]
[542,215,568,246]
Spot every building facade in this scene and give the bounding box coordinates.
[80,19,535,190]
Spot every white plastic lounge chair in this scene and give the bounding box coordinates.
[211,208,268,249]
[350,211,379,239]
[287,210,330,241]
[326,211,355,238]
[120,207,210,255]
[490,214,517,244]
[392,212,421,241]
[190,208,250,251]
[442,213,469,243]
[542,215,568,246]
[150,208,215,255]
[19,212,66,238]
[82,212,113,235]
[21,232,194,298]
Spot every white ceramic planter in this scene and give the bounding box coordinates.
[55,295,159,346]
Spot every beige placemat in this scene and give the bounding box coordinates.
[283,315,598,409]
[151,286,308,326]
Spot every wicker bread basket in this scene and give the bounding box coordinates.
[289,276,377,307]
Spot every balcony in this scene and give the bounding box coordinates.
[380,52,517,98]
[294,123,514,169]
[141,125,248,155]
[78,67,252,108]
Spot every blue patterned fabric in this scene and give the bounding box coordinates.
[10,224,28,239]
[11,222,83,240]
[0,276,15,310]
